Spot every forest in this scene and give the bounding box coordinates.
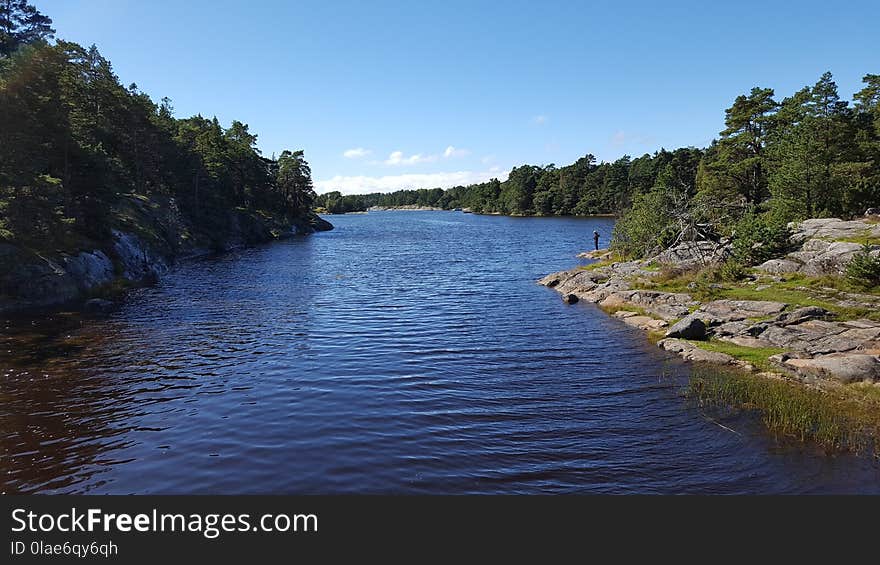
[322,72,880,263]
[0,1,319,254]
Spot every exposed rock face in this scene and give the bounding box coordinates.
[0,195,333,313]
[781,353,880,384]
[614,310,668,331]
[697,299,786,324]
[757,217,880,276]
[539,222,880,385]
[657,338,737,365]
[112,230,168,282]
[665,314,707,340]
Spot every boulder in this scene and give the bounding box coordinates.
[783,353,880,384]
[756,259,802,274]
[665,313,707,340]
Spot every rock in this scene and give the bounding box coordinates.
[63,250,115,292]
[577,249,611,260]
[651,240,732,269]
[538,269,576,288]
[620,315,668,331]
[783,353,880,384]
[657,338,737,365]
[84,298,115,313]
[562,293,579,304]
[717,335,777,348]
[792,218,880,242]
[865,208,880,217]
[800,241,864,276]
[756,258,802,274]
[113,230,168,282]
[599,290,697,321]
[665,314,707,340]
[770,306,828,326]
[698,299,787,323]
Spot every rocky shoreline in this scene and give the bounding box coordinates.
[0,194,333,314]
[540,216,880,387]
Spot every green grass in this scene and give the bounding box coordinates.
[686,368,880,454]
[688,340,786,372]
[635,267,880,321]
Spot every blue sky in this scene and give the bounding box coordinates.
[40,0,880,194]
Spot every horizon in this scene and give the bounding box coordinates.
[39,0,880,194]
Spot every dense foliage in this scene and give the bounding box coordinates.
[317,149,702,216]
[0,2,316,249]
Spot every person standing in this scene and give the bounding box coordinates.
[592,230,600,251]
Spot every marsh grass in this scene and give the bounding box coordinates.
[686,369,880,454]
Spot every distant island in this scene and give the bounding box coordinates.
[0,2,331,312]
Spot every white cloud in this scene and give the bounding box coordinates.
[343,147,372,159]
[315,169,509,195]
[384,150,438,166]
[531,115,548,125]
[443,145,470,158]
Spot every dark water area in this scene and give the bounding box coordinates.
[3,211,879,494]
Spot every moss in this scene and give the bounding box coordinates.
[686,368,880,454]
[688,340,786,372]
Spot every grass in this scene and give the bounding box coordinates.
[688,340,786,372]
[635,267,880,321]
[686,368,880,454]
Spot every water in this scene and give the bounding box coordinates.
[2,211,879,494]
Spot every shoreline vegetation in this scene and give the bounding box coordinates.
[541,214,880,453]
[0,3,331,314]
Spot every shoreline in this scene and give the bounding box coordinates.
[0,195,333,316]
[539,216,880,448]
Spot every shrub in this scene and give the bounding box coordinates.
[731,211,791,265]
[846,246,880,290]
[611,191,677,259]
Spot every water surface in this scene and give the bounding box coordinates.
[3,211,879,493]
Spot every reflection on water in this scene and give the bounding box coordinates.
[2,212,879,493]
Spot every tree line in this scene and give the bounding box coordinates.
[321,71,879,261]
[0,1,317,249]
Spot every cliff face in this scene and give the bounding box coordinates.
[0,194,332,313]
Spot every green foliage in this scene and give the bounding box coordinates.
[845,246,880,290]
[316,149,703,218]
[731,210,791,265]
[609,190,678,258]
[1,35,316,252]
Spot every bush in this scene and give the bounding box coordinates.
[611,191,677,259]
[731,211,791,265]
[846,246,880,290]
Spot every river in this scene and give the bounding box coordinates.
[3,211,879,493]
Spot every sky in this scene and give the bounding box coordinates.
[39,0,880,194]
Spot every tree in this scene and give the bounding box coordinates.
[0,0,53,56]
[702,87,777,204]
[277,150,315,213]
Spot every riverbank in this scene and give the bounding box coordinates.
[0,193,333,314]
[540,216,880,447]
